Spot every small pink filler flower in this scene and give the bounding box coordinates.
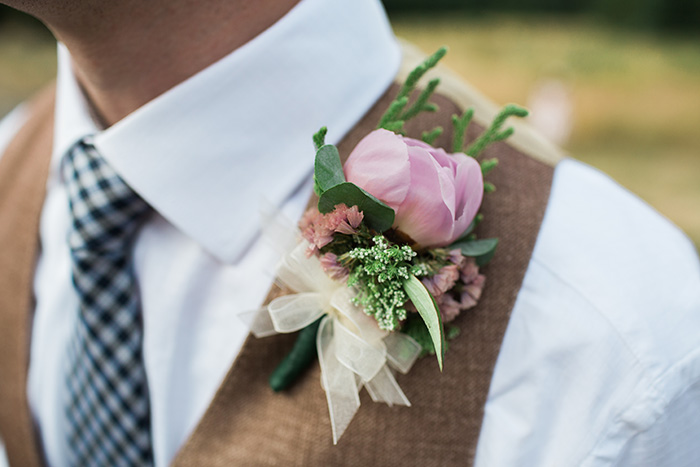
[299,204,363,256]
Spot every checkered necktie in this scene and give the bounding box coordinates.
[63,139,154,466]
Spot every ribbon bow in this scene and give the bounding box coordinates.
[245,242,422,443]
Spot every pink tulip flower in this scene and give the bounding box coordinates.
[344,129,483,247]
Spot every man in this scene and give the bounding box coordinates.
[0,0,699,465]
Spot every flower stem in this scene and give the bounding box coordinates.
[269,317,323,392]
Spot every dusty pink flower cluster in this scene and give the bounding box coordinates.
[421,249,486,323]
[299,204,363,256]
[319,253,349,281]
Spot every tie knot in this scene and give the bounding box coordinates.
[63,139,151,256]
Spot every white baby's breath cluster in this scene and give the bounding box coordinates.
[347,236,418,330]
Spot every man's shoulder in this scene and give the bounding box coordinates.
[479,159,700,464]
[536,158,700,378]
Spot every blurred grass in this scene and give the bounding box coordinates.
[0,14,698,245]
[0,23,55,115]
[392,13,700,246]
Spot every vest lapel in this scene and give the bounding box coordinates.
[0,85,55,467]
[173,86,556,466]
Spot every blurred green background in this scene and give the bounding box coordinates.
[0,2,698,245]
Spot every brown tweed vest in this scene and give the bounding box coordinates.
[0,74,555,466]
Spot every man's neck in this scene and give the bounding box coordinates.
[39,0,301,126]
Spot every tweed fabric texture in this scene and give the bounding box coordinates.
[0,86,55,467]
[172,87,556,466]
[62,139,153,466]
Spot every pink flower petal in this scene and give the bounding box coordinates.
[346,206,363,228]
[344,129,411,209]
[393,146,455,247]
[450,157,483,243]
[438,294,462,322]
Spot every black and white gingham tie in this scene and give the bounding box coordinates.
[63,138,154,466]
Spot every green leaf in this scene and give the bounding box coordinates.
[451,238,499,258]
[446,324,460,340]
[313,126,328,151]
[475,247,497,267]
[484,181,496,193]
[318,182,395,232]
[403,275,445,371]
[314,144,345,194]
[269,318,323,392]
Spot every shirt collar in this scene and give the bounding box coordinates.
[53,0,400,263]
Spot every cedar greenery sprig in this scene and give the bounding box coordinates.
[377,46,447,135]
[450,104,529,194]
[465,104,529,157]
[421,127,444,145]
[451,108,474,154]
[313,126,328,151]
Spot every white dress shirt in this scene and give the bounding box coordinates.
[1,0,699,465]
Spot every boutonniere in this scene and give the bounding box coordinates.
[245,47,527,443]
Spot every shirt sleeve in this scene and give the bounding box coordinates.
[614,377,700,466]
[475,159,700,466]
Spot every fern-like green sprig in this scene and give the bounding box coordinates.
[377,46,447,134]
[466,104,529,158]
[451,108,474,154]
[377,97,408,133]
[313,126,328,151]
[400,77,440,121]
[421,127,444,145]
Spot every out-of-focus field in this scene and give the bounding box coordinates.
[0,24,55,115]
[0,16,698,245]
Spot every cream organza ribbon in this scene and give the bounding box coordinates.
[242,241,422,444]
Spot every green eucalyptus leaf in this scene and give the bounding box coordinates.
[318,182,395,232]
[314,144,345,194]
[403,275,445,371]
[475,247,498,266]
[451,238,499,258]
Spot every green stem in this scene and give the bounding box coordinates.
[269,317,323,392]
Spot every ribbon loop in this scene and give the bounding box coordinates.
[364,365,411,407]
[238,307,277,338]
[268,292,326,333]
[333,320,386,382]
[383,332,422,374]
[277,243,336,294]
[317,317,361,444]
[331,287,388,344]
